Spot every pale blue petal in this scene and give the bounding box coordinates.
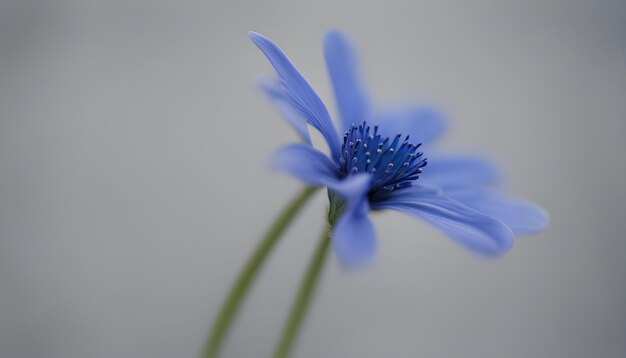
[421,153,502,189]
[373,192,513,256]
[333,207,377,267]
[329,174,377,266]
[249,32,341,160]
[446,188,549,236]
[323,30,370,132]
[257,78,311,144]
[372,105,447,145]
[272,144,339,187]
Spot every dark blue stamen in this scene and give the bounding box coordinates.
[339,121,427,196]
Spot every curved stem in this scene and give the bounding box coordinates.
[202,186,318,358]
[273,224,333,358]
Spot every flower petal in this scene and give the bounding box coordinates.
[249,32,341,160]
[257,78,311,144]
[272,143,339,187]
[370,183,442,203]
[329,174,377,267]
[333,209,377,267]
[323,30,370,132]
[421,153,502,189]
[372,105,447,145]
[446,188,549,236]
[373,192,513,256]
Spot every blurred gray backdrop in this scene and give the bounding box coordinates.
[1,0,625,357]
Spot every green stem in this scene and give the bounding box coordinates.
[272,222,334,358]
[202,186,318,358]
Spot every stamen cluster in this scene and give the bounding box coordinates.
[339,122,427,197]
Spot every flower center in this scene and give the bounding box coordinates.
[338,122,427,197]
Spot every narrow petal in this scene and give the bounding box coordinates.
[333,207,377,267]
[329,174,377,266]
[323,30,370,132]
[257,78,311,144]
[249,32,341,159]
[446,188,549,236]
[373,192,513,256]
[372,105,447,145]
[421,153,502,189]
[272,144,339,187]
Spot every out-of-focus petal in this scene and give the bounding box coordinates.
[421,153,502,189]
[249,32,341,160]
[272,144,339,187]
[257,78,311,144]
[373,192,513,256]
[324,30,370,132]
[333,209,377,267]
[329,174,377,267]
[446,188,549,236]
[371,105,447,145]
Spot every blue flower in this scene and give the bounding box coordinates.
[249,30,548,266]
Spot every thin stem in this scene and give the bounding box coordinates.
[273,223,333,358]
[202,186,318,358]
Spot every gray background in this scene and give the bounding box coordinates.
[1,0,625,357]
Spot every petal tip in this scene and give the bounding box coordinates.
[472,217,515,257]
[248,31,271,47]
[323,29,346,43]
[332,214,378,267]
[520,205,550,236]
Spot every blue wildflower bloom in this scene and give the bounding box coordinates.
[249,31,548,266]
